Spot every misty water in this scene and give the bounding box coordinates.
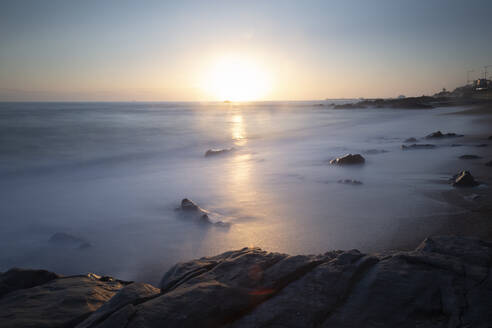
[0,102,486,284]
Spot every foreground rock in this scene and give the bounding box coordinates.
[452,170,479,187]
[3,236,492,327]
[178,198,230,227]
[401,143,436,150]
[0,268,60,298]
[329,154,365,165]
[0,273,130,328]
[425,130,463,139]
[204,148,234,157]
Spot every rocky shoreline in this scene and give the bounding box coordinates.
[1,235,492,327]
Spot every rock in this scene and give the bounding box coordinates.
[464,194,481,201]
[0,268,60,298]
[0,273,126,327]
[337,179,363,185]
[459,154,482,159]
[404,137,417,143]
[71,236,492,328]
[475,144,488,148]
[425,131,463,139]
[76,282,160,328]
[329,154,365,165]
[49,232,91,249]
[204,148,234,157]
[452,170,479,187]
[179,198,230,227]
[486,160,492,167]
[401,143,436,150]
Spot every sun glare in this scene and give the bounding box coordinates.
[202,56,271,102]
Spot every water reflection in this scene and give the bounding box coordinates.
[231,114,247,146]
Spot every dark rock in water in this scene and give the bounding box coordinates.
[452,170,479,187]
[459,154,482,160]
[475,143,488,148]
[401,143,436,150]
[403,137,417,143]
[329,153,365,165]
[49,232,91,249]
[363,149,389,155]
[486,160,492,167]
[180,198,200,211]
[337,179,363,185]
[6,236,485,327]
[179,198,230,227]
[204,148,234,157]
[0,268,60,298]
[425,130,463,139]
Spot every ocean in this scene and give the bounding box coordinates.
[0,101,486,284]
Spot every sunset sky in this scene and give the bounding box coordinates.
[1,0,491,101]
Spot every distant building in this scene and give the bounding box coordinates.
[474,78,491,91]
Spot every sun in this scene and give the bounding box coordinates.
[202,56,271,102]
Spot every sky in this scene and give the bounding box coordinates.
[0,0,491,101]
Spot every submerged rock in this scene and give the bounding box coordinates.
[204,148,234,157]
[425,130,463,139]
[329,153,365,165]
[403,137,417,143]
[5,236,491,327]
[452,170,479,187]
[401,143,436,150]
[179,198,230,227]
[337,179,363,185]
[459,154,482,160]
[49,232,91,249]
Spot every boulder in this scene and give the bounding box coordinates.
[329,154,365,165]
[401,143,436,150]
[49,232,91,249]
[179,198,230,227]
[452,170,479,187]
[204,148,234,157]
[74,236,492,328]
[425,131,463,139]
[459,154,482,160]
[0,268,60,298]
[0,274,126,328]
[404,137,417,143]
[337,179,363,185]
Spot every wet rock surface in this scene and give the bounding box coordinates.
[452,170,479,187]
[205,148,234,157]
[179,198,230,227]
[2,236,492,328]
[329,154,365,165]
[425,131,463,139]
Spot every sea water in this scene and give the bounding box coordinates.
[0,101,487,283]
